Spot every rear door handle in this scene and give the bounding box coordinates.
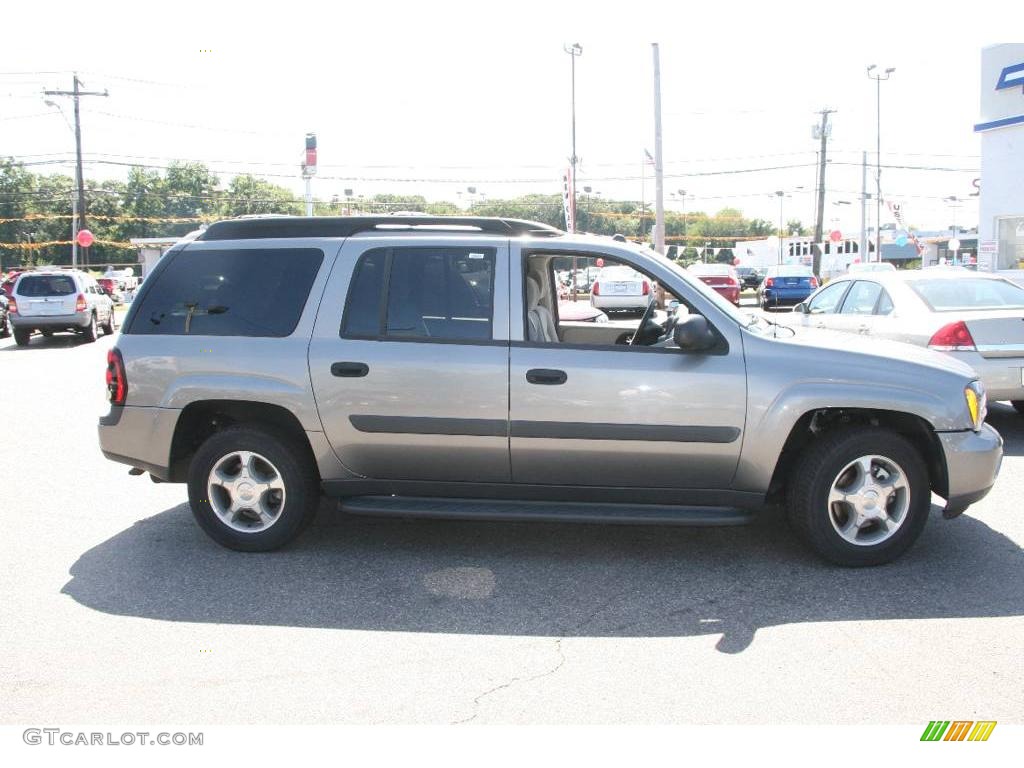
[331,362,369,378]
[526,368,567,385]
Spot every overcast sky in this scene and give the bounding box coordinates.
[1,0,1012,234]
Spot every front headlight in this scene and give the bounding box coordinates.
[964,381,987,431]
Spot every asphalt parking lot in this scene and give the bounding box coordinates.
[1,319,1022,725]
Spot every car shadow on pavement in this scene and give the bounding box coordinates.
[987,402,1024,457]
[62,497,1023,654]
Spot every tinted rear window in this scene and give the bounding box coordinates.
[17,275,76,297]
[130,248,323,336]
[341,246,496,341]
[908,278,1024,312]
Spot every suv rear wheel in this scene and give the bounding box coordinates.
[1011,401,1024,416]
[787,427,930,566]
[187,425,319,551]
[13,328,30,346]
[101,309,116,335]
[82,313,98,342]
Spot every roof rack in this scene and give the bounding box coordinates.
[197,216,563,241]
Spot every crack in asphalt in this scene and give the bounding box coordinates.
[452,585,627,724]
[451,637,566,725]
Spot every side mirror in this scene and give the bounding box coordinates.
[673,315,717,352]
[793,302,809,314]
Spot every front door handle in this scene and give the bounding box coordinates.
[526,368,567,385]
[331,361,369,378]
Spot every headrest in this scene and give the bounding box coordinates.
[526,275,541,307]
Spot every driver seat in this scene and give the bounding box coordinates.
[526,274,558,343]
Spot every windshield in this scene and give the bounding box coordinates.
[908,278,1024,311]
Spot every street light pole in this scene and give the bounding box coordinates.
[867,65,894,262]
[564,42,583,300]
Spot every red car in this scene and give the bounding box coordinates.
[687,263,741,305]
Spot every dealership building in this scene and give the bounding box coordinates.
[977,44,1024,272]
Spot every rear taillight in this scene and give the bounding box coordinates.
[765,277,775,288]
[809,277,819,288]
[726,277,738,286]
[106,348,127,405]
[591,281,600,295]
[928,321,976,352]
[75,293,87,312]
[642,280,650,295]
[7,297,16,314]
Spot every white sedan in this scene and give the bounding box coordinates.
[793,269,1024,413]
[589,266,654,314]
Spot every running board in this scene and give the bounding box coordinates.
[339,496,752,526]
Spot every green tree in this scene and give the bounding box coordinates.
[219,175,301,217]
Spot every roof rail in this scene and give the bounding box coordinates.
[196,216,563,241]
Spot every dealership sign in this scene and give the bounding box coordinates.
[975,44,1024,132]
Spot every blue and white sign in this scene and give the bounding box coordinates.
[975,44,1024,133]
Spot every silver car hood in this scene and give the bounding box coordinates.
[773,326,978,379]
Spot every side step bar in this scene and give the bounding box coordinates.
[340,496,752,526]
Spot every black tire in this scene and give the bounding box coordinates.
[787,426,931,566]
[1011,401,1024,416]
[187,425,320,552]
[0,316,9,339]
[101,308,116,335]
[13,328,30,346]
[82,313,98,342]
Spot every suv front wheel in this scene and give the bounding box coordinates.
[787,427,930,566]
[187,425,320,551]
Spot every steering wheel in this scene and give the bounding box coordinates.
[629,296,659,346]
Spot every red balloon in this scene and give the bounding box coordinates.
[852,258,861,264]
[732,257,740,266]
[76,229,95,248]
[595,258,605,268]
[829,230,842,242]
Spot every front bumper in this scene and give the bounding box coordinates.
[10,311,90,330]
[938,422,1003,518]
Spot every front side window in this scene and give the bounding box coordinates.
[342,247,496,342]
[130,248,323,336]
[807,281,849,314]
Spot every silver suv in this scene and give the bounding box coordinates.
[10,268,116,345]
[97,216,1003,566]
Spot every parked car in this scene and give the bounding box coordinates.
[97,278,124,303]
[734,266,762,290]
[688,263,741,305]
[8,269,116,346]
[793,270,1024,413]
[0,293,9,338]
[558,300,608,323]
[98,215,1002,566]
[757,264,819,311]
[590,265,654,314]
[2,271,23,298]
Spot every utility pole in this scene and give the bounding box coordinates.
[859,151,868,262]
[811,109,835,278]
[44,74,108,266]
[652,43,665,255]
